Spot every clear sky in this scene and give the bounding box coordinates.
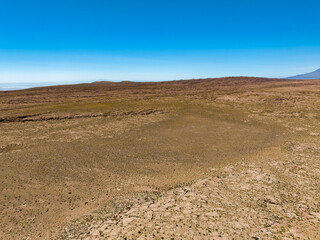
[1,0,320,85]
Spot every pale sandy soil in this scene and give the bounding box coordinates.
[1,78,320,239]
[57,137,320,240]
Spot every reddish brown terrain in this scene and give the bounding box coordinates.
[1,77,320,239]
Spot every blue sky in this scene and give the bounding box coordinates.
[1,0,320,85]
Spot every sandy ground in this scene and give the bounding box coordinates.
[57,137,320,240]
[1,78,320,239]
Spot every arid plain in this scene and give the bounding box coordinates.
[1,77,320,239]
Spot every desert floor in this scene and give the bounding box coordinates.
[0,77,319,239]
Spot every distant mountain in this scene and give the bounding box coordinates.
[288,68,320,79]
